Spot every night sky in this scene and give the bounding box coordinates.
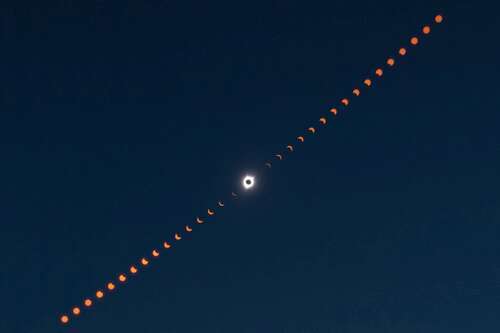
[2,1,500,332]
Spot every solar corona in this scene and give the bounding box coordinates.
[242,175,256,190]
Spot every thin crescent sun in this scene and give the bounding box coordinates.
[174,233,182,241]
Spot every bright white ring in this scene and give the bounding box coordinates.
[242,175,255,190]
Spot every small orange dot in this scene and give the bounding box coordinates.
[352,88,360,96]
[364,79,372,87]
[60,315,69,324]
[163,241,171,249]
[72,307,81,316]
[341,98,349,106]
[141,258,149,266]
[399,47,407,56]
[107,282,115,291]
[375,68,383,77]
[96,290,104,299]
[410,37,419,45]
[387,58,395,66]
[435,14,443,24]
[330,108,338,115]
[423,26,431,34]
[152,249,160,257]
[119,274,127,282]
[130,265,138,274]
[84,299,92,307]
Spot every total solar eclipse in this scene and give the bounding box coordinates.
[242,175,255,190]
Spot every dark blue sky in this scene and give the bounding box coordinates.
[2,1,500,332]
